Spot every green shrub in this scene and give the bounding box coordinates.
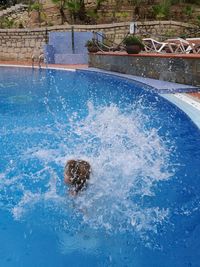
[196,15,200,26]
[123,35,144,48]
[0,17,15,29]
[152,0,171,20]
[85,39,97,48]
[184,5,193,17]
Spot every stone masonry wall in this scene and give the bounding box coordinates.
[89,53,200,86]
[0,28,47,61]
[0,21,198,61]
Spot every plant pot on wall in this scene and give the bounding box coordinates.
[87,46,99,53]
[85,39,100,53]
[123,35,144,54]
[125,44,142,54]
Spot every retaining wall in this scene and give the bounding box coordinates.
[89,53,200,86]
[0,21,199,61]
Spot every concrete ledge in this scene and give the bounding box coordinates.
[89,52,200,86]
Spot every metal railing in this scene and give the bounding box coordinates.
[92,31,128,52]
[31,52,44,68]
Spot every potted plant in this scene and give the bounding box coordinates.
[123,35,144,54]
[85,39,99,53]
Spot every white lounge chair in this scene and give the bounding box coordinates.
[166,37,196,54]
[186,38,200,53]
[143,38,168,53]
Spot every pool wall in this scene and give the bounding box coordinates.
[89,52,200,86]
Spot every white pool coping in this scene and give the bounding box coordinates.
[161,94,200,129]
[0,64,75,72]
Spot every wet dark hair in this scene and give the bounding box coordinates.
[64,159,91,193]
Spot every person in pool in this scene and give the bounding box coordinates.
[64,159,91,195]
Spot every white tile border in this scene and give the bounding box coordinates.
[161,93,200,130]
[175,93,200,111]
[0,64,75,71]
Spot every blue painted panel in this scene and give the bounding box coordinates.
[44,31,102,64]
[48,32,72,54]
[74,32,93,54]
[54,53,88,64]
[43,44,55,64]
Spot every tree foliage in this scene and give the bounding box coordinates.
[51,0,86,24]
[29,0,45,26]
[0,0,16,7]
[51,0,68,24]
[152,0,171,19]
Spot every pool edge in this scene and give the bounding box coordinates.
[1,64,200,130]
[77,68,200,130]
[161,94,200,130]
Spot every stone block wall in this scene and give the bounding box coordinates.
[0,28,47,61]
[89,53,200,86]
[0,21,198,61]
[84,0,111,7]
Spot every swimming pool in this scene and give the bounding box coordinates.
[0,66,200,267]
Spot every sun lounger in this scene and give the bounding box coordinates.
[142,38,168,53]
[165,38,200,53]
[186,38,200,53]
[165,38,192,53]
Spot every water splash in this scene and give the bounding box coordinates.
[0,101,173,239]
[68,102,172,234]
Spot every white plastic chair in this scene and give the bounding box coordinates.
[142,38,168,53]
[186,38,200,53]
[165,38,195,53]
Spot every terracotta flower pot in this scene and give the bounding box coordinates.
[87,46,99,53]
[125,45,142,54]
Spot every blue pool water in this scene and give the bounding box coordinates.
[0,67,200,267]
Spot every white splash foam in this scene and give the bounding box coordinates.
[2,101,173,238]
[12,190,41,220]
[69,102,172,234]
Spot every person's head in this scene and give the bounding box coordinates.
[64,159,91,193]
